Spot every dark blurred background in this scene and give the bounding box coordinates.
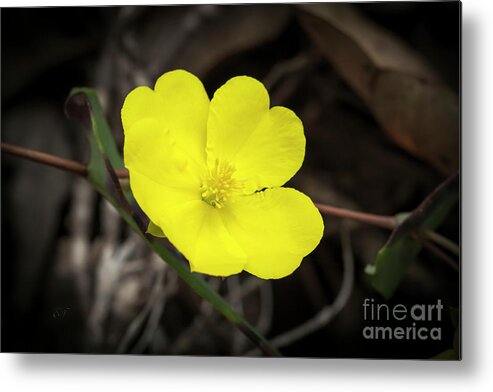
[1,3,460,357]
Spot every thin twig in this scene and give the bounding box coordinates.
[418,236,459,272]
[1,142,88,177]
[315,202,397,229]
[2,141,459,268]
[1,142,397,228]
[421,229,460,257]
[1,142,129,178]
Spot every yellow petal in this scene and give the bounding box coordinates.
[233,106,305,193]
[121,86,162,131]
[184,204,247,276]
[130,170,247,277]
[154,70,210,166]
[124,118,202,189]
[122,69,210,168]
[206,76,305,193]
[222,187,324,279]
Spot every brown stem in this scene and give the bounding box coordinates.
[2,141,398,229]
[116,168,129,178]
[314,203,397,229]
[1,142,88,177]
[419,237,459,272]
[0,141,413,232]
[2,140,458,275]
[1,142,128,178]
[420,228,460,256]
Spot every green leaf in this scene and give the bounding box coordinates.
[65,88,124,169]
[64,88,280,356]
[367,238,422,299]
[367,173,459,299]
[147,221,166,238]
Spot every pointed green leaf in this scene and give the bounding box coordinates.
[147,221,166,238]
[368,173,459,299]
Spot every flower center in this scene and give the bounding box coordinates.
[201,160,242,208]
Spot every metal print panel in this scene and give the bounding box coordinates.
[1,1,461,359]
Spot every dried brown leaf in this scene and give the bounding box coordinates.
[298,3,459,175]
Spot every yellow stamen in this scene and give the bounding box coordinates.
[201,160,243,208]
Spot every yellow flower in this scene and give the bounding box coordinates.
[122,70,324,279]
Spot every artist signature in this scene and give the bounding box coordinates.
[52,307,71,320]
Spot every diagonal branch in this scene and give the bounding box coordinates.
[2,141,459,266]
[1,142,88,177]
[1,141,398,229]
[315,202,396,229]
[1,142,128,178]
